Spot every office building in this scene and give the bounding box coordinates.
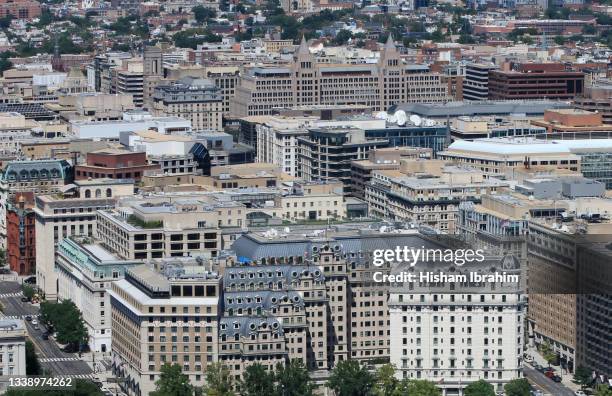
[75,149,160,181]
[462,63,498,101]
[34,179,134,300]
[0,159,73,249]
[110,264,220,395]
[0,319,26,381]
[152,77,223,132]
[488,65,585,101]
[574,80,612,125]
[232,37,449,117]
[55,237,141,353]
[6,193,35,275]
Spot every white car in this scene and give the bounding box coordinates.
[524,355,534,362]
[574,391,587,396]
[31,319,38,325]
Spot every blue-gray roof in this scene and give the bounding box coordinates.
[1,159,73,183]
[220,316,283,337]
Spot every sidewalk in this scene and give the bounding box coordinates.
[526,345,580,392]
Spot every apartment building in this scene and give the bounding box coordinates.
[389,254,524,395]
[232,37,449,117]
[0,319,26,381]
[0,159,73,249]
[34,178,134,300]
[109,264,220,396]
[152,77,223,131]
[55,237,141,352]
[366,163,508,232]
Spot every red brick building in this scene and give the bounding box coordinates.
[488,64,585,100]
[75,149,159,181]
[0,0,41,20]
[6,192,35,275]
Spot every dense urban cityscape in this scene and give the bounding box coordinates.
[0,0,610,394]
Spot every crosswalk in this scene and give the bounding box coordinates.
[62,374,98,380]
[0,292,23,298]
[40,357,82,362]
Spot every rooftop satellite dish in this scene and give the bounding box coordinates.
[410,114,422,126]
[375,111,388,120]
[387,114,397,123]
[395,110,407,126]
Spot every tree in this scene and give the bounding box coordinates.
[275,359,314,396]
[328,360,374,396]
[25,340,41,375]
[583,24,596,35]
[396,379,441,396]
[574,366,592,390]
[373,364,398,396]
[0,15,13,29]
[595,385,612,396]
[40,300,88,351]
[554,35,566,45]
[540,342,557,367]
[504,378,530,396]
[203,363,235,396]
[239,363,275,396]
[193,5,216,24]
[464,379,495,396]
[0,248,6,266]
[333,29,353,45]
[22,284,35,301]
[151,363,194,396]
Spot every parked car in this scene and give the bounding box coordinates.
[25,315,32,321]
[544,370,555,378]
[551,375,562,382]
[524,355,534,363]
[31,319,38,325]
[20,296,28,302]
[41,332,49,340]
[574,391,587,396]
[33,324,39,330]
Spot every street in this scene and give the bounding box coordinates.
[0,280,95,379]
[524,366,576,396]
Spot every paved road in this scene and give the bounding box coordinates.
[525,366,576,396]
[0,281,94,378]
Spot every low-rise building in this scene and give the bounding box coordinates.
[75,149,159,181]
[0,319,26,383]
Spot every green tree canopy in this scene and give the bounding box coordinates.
[203,363,235,396]
[150,363,194,396]
[504,378,530,396]
[239,363,275,396]
[464,379,495,396]
[25,340,41,375]
[574,366,592,389]
[328,360,374,396]
[40,300,88,351]
[595,385,612,396]
[275,359,314,396]
[396,379,442,396]
[193,5,216,23]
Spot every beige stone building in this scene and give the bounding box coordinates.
[110,265,220,396]
[152,77,223,131]
[232,37,450,117]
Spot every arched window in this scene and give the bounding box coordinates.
[106,188,112,197]
[84,190,91,198]
[95,189,101,198]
